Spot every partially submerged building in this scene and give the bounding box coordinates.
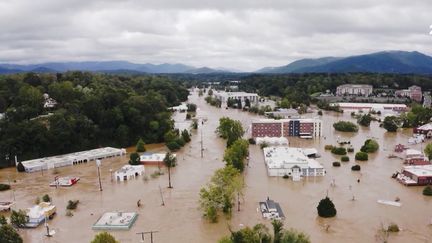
[114,165,145,182]
[414,123,432,138]
[336,84,373,97]
[20,147,126,173]
[252,118,322,139]
[140,152,175,166]
[263,147,325,180]
[92,212,138,230]
[404,149,430,166]
[330,102,407,114]
[397,165,432,186]
[213,91,259,106]
[25,202,56,228]
[259,198,285,220]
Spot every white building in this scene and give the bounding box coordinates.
[169,104,188,112]
[140,152,176,165]
[213,91,259,106]
[263,147,325,180]
[330,102,407,114]
[25,202,56,228]
[115,165,145,182]
[20,147,126,172]
[336,84,373,97]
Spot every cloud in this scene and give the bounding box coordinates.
[0,0,431,71]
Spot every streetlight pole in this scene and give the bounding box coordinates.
[200,120,204,158]
[96,159,102,191]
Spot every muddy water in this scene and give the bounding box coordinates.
[1,92,432,243]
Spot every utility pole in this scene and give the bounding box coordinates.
[159,185,165,206]
[96,159,103,191]
[136,231,159,243]
[237,191,240,211]
[200,120,204,158]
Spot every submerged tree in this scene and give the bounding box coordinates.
[317,197,337,218]
[164,152,177,188]
[135,138,146,152]
[128,152,140,165]
[91,232,119,243]
[0,224,23,243]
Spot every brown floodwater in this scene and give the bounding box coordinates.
[1,91,432,243]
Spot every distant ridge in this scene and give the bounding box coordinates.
[258,51,432,74]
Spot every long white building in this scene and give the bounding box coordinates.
[20,147,126,172]
[336,84,373,97]
[213,91,259,106]
[330,102,407,114]
[263,146,325,180]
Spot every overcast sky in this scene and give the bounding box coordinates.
[0,0,431,71]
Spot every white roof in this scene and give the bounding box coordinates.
[115,165,144,176]
[256,137,289,145]
[21,147,125,168]
[405,149,423,156]
[26,202,56,219]
[403,165,432,177]
[252,118,321,124]
[417,123,432,131]
[331,102,407,109]
[214,91,259,97]
[140,153,176,162]
[263,147,323,169]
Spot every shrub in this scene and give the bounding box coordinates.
[260,142,269,150]
[128,152,141,165]
[135,138,146,152]
[166,141,181,151]
[347,147,354,153]
[324,145,334,150]
[283,174,289,179]
[175,137,186,147]
[66,200,79,210]
[423,186,432,196]
[333,121,359,132]
[10,210,27,228]
[91,232,119,243]
[387,223,400,232]
[0,184,11,191]
[331,147,347,155]
[357,114,372,127]
[351,165,361,171]
[0,215,7,225]
[181,129,191,143]
[248,138,256,144]
[0,224,23,243]
[317,197,337,218]
[355,152,369,161]
[317,110,323,116]
[16,162,25,172]
[332,162,341,167]
[42,194,51,202]
[186,113,191,120]
[341,156,350,162]
[360,139,379,153]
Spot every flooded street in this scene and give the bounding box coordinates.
[1,91,432,243]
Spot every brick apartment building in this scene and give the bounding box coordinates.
[251,118,322,139]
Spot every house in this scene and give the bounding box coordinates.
[43,93,57,108]
[140,152,175,166]
[336,84,373,97]
[263,146,325,180]
[259,198,285,220]
[114,165,145,182]
[251,118,322,139]
[397,165,432,186]
[414,123,432,138]
[404,149,430,165]
[213,91,259,107]
[25,202,56,227]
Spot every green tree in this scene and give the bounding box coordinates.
[355,151,369,161]
[164,152,177,188]
[187,103,197,112]
[272,220,284,243]
[136,138,146,152]
[216,117,245,147]
[181,129,191,143]
[129,152,140,165]
[382,116,400,132]
[10,210,27,228]
[42,194,51,202]
[0,224,23,243]
[423,186,432,196]
[333,121,358,132]
[91,232,119,243]
[317,196,337,218]
[424,143,432,161]
[16,162,25,172]
[280,228,311,243]
[200,166,244,222]
[223,139,249,172]
[0,215,7,225]
[357,114,372,127]
[360,139,379,153]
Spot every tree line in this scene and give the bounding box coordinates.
[0,72,189,167]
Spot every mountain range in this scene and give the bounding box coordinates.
[258,51,432,74]
[1,50,432,74]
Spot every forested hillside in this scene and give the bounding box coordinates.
[0,72,189,167]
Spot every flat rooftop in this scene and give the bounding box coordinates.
[92,212,138,230]
[263,146,323,169]
[404,165,432,177]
